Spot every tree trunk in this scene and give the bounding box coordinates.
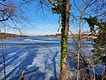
[60,0,70,80]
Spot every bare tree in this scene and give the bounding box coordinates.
[70,0,105,80]
[47,0,70,80]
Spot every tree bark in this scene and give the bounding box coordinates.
[48,0,70,80]
[60,0,70,80]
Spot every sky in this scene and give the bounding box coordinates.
[0,0,91,36]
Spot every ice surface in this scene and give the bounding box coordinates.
[0,37,104,80]
[0,37,61,80]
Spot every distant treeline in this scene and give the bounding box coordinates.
[0,33,28,39]
[38,33,98,39]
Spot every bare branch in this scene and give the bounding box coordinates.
[0,2,14,22]
[48,0,58,7]
[83,0,97,11]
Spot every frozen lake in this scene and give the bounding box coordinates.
[0,37,104,80]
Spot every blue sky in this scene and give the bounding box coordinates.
[1,0,90,36]
[1,0,60,35]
